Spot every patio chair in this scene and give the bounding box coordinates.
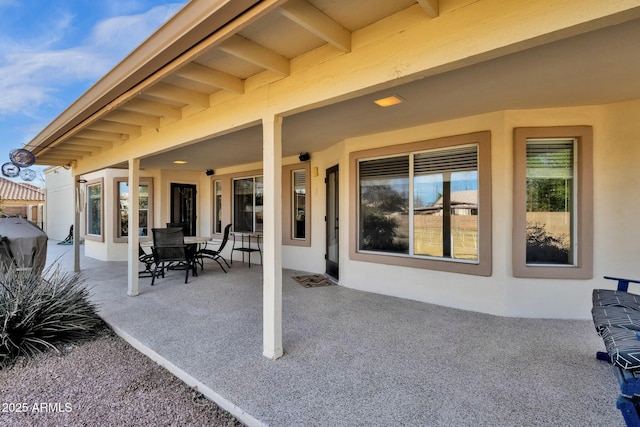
[138,243,156,278]
[166,221,190,236]
[196,224,232,273]
[150,227,197,285]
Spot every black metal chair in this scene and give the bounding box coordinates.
[166,221,190,236]
[196,224,232,273]
[150,227,197,285]
[138,243,156,278]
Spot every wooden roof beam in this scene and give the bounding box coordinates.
[76,129,125,142]
[144,82,211,108]
[38,149,89,160]
[219,34,290,76]
[102,111,161,129]
[417,0,439,18]
[175,63,244,94]
[65,138,114,149]
[35,158,71,167]
[120,99,183,120]
[86,121,142,139]
[279,0,351,52]
[59,142,104,155]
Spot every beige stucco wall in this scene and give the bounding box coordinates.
[336,99,640,319]
[46,99,640,319]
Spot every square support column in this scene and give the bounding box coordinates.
[127,158,140,297]
[262,114,283,360]
[73,176,81,273]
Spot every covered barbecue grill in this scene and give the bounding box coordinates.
[0,218,47,275]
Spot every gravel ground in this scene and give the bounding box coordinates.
[0,329,243,427]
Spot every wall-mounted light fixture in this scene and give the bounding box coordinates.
[299,152,310,162]
[205,169,215,176]
[76,178,88,183]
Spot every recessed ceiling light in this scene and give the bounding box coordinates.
[173,160,188,165]
[373,95,405,107]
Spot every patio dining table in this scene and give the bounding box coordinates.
[141,236,211,248]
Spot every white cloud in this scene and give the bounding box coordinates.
[0,3,184,118]
[90,4,183,56]
[0,48,111,115]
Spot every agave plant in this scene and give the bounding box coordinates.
[0,264,102,368]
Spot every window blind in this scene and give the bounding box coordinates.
[526,140,574,179]
[293,170,306,187]
[414,146,477,175]
[359,155,409,179]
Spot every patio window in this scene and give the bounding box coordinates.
[513,126,593,279]
[233,176,263,233]
[350,131,491,276]
[114,178,153,242]
[214,180,222,234]
[292,169,306,239]
[282,163,311,246]
[85,179,103,241]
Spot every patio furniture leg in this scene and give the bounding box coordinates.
[617,396,640,427]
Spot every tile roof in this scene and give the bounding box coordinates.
[0,177,44,201]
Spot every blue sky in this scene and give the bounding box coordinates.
[0,0,187,184]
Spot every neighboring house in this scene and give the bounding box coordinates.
[0,176,44,228]
[28,0,640,359]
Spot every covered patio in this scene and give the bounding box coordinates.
[48,241,621,426]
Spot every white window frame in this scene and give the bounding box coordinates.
[85,178,103,242]
[232,175,263,233]
[113,177,153,243]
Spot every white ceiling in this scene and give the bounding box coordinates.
[139,16,640,171]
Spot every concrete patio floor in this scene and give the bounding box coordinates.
[46,241,623,426]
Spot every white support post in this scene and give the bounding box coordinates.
[128,159,140,296]
[262,114,284,360]
[73,176,81,273]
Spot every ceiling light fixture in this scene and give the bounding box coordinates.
[173,160,188,165]
[373,95,405,107]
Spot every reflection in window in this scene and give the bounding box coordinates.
[214,180,222,234]
[413,147,478,260]
[359,156,409,254]
[292,169,306,239]
[358,145,479,262]
[525,139,574,265]
[87,182,102,236]
[233,176,263,233]
[117,181,150,238]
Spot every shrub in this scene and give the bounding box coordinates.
[526,222,569,264]
[361,211,408,252]
[0,264,102,368]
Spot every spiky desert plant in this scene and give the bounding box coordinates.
[0,264,102,368]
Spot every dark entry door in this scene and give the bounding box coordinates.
[170,183,196,236]
[325,165,339,280]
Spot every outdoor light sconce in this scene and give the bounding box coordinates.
[205,169,215,176]
[76,179,88,183]
[299,152,310,162]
